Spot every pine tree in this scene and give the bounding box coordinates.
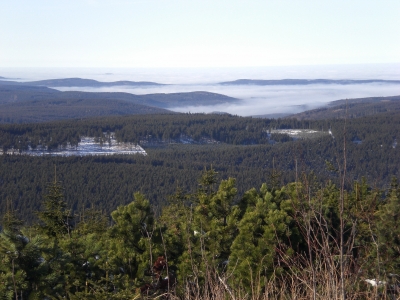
[374,177,400,276]
[0,209,44,299]
[176,172,239,286]
[228,183,296,291]
[107,192,157,293]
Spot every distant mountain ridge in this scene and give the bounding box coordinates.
[0,77,164,87]
[4,77,400,87]
[220,79,400,85]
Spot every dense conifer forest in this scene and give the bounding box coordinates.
[1,108,400,298]
[0,112,399,222]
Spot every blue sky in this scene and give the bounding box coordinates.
[1,0,399,68]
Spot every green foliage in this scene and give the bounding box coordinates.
[75,207,108,236]
[110,192,154,255]
[37,179,73,239]
[229,184,297,290]
[1,165,400,298]
[373,177,400,275]
[1,111,400,224]
[0,211,44,299]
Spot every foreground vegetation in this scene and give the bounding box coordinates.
[1,168,400,299]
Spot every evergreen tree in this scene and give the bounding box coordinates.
[35,178,75,298]
[107,192,157,293]
[176,170,240,286]
[0,209,44,299]
[374,177,400,276]
[75,207,108,236]
[229,183,296,291]
[37,179,73,239]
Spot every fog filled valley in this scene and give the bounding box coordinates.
[2,64,400,116]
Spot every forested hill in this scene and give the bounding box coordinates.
[0,85,239,123]
[0,97,172,124]
[220,78,400,85]
[0,85,238,108]
[0,77,164,87]
[0,85,172,123]
[289,95,400,120]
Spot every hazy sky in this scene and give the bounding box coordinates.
[1,0,399,68]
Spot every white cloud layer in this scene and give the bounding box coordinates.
[1,65,399,116]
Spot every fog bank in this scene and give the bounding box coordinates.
[54,83,400,116]
[1,64,399,116]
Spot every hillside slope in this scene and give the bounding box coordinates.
[289,95,400,120]
[0,97,172,123]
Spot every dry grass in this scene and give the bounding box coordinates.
[163,267,397,300]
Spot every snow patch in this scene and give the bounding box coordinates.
[1,135,147,157]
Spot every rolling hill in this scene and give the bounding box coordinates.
[0,97,172,123]
[0,84,239,123]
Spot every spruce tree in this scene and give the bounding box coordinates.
[35,177,75,298]
[37,179,73,239]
